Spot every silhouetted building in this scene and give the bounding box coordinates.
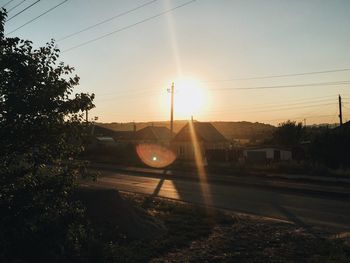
[91,124,135,145]
[171,121,229,161]
[334,121,350,132]
[232,138,250,146]
[92,125,118,137]
[135,126,173,146]
[92,136,116,146]
[113,131,136,144]
[243,146,292,164]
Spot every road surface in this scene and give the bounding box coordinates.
[82,169,350,232]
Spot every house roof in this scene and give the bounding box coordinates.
[92,125,135,140]
[113,131,135,140]
[172,121,227,143]
[333,121,350,132]
[244,145,291,151]
[135,126,173,141]
[96,136,115,143]
[93,125,117,137]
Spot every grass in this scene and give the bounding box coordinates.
[85,192,350,263]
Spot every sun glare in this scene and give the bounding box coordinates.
[159,77,208,120]
[174,78,207,117]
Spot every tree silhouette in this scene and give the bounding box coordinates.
[272,120,305,146]
[310,125,350,168]
[0,10,94,262]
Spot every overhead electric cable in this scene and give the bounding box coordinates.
[1,0,16,8]
[7,0,40,22]
[212,80,350,91]
[201,68,350,82]
[201,102,336,116]
[7,0,26,12]
[62,0,197,53]
[206,98,336,112]
[6,0,68,35]
[57,0,158,42]
[256,114,336,123]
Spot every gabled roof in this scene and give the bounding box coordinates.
[113,131,135,140]
[244,145,291,151]
[135,126,173,141]
[92,125,135,140]
[172,121,227,143]
[96,137,115,143]
[93,125,117,137]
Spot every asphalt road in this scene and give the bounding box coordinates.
[83,169,350,232]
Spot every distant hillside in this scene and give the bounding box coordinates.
[211,121,275,141]
[98,120,275,141]
[97,120,187,133]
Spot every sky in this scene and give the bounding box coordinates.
[2,0,350,125]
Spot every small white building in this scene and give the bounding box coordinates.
[94,136,116,146]
[243,146,292,163]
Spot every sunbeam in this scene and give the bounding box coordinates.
[164,0,183,76]
[188,120,213,210]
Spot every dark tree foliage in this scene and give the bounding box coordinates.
[0,10,95,262]
[272,120,305,146]
[310,125,350,169]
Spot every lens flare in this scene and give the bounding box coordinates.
[136,143,176,168]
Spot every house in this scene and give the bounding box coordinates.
[171,121,229,161]
[93,136,116,146]
[333,121,350,132]
[233,138,250,146]
[91,124,135,145]
[92,125,118,137]
[243,146,292,164]
[113,131,136,144]
[135,126,173,146]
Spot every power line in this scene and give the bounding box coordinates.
[95,88,349,107]
[231,94,341,108]
[212,80,350,91]
[57,0,158,42]
[207,98,336,113]
[203,102,335,115]
[96,85,350,101]
[62,0,197,53]
[343,104,350,111]
[7,0,41,22]
[1,0,16,8]
[7,0,27,13]
[197,99,338,116]
[95,81,350,105]
[202,68,350,82]
[95,89,338,119]
[6,0,68,35]
[96,90,159,102]
[257,114,337,123]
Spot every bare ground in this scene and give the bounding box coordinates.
[88,191,350,262]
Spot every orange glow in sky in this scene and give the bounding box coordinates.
[160,77,210,120]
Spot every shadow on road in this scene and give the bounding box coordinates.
[142,177,166,206]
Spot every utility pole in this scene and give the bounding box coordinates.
[85,109,88,124]
[90,116,98,135]
[168,82,174,138]
[338,94,343,126]
[303,118,306,127]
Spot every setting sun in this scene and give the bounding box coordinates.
[161,77,209,119]
[174,78,207,117]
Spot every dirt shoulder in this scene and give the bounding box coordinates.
[104,192,350,263]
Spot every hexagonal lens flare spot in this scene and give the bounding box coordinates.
[136,144,176,168]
